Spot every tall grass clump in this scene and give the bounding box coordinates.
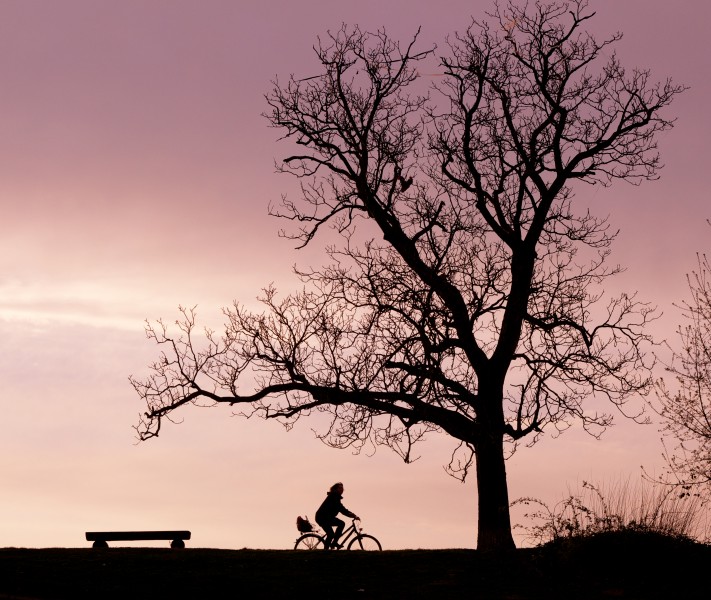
[512,478,708,546]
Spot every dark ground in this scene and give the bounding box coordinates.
[0,531,708,599]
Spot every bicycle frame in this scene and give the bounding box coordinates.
[299,518,360,547]
[331,519,361,548]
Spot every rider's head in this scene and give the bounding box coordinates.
[329,482,344,495]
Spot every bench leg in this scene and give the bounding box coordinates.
[171,539,185,549]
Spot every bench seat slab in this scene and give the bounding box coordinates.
[86,531,191,542]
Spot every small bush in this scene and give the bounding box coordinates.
[512,478,707,546]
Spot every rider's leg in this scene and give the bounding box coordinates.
[333,517,345,547]
[316,518,335,549]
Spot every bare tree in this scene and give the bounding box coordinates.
[132,0,682,551]
[656,247,711,497]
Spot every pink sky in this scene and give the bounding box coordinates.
[0,0,709,549]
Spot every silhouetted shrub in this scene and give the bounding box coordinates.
[512,478,707,546]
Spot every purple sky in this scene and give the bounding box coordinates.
[0,0,709,549]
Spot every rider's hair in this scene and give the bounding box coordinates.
[329,482,343,493]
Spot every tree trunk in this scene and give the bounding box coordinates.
[474,428,516,552]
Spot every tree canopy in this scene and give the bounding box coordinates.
[657,245,711,497]
[132,0,682,550]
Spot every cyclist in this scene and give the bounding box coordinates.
[315,482,359,549]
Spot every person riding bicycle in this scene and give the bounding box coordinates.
[315,482,359,550]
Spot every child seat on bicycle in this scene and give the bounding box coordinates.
[296,515,313,533]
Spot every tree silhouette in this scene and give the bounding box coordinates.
[656,246,711,498]
[132,0,682,551]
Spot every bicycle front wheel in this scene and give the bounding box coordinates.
[347,534,382,551]
[294,533,325,550]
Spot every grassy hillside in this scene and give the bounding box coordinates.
[1,532,708,599]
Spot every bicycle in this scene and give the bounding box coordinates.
[294,517,382,550]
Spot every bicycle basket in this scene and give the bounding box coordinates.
[296,516,313,533]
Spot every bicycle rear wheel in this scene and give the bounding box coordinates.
[347,534,382,550]
[294,533,325,550]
